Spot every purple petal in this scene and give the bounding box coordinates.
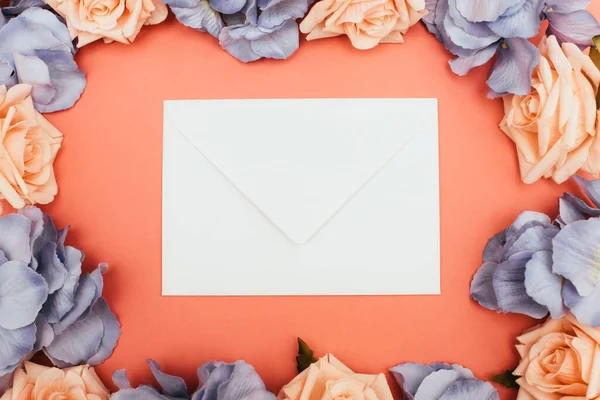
[2,0,48,17]
[493,259,549,318]
[86,298,120,365]
[45,309,103,366]
[147,360,188,397]
[250,19,299,59]
[0,323,36,370]
[43,246,82,324]
[113,370,131,390]
[553,218,600,297]
[20,207,57,270]
[258,0,308,29]
[487,0,543,38]
[0,261,48,330]
[423,0,438,25]
[13,53,56,106]
[413,369,461,400]
[524,251,567,319]
[209,0,246,13]
[503,225,558,259]
[0,59,16,87]
[546,10,600,48]
[558,197,585,225]
[487,37,539,97]
[37,242,67,294]
[455,0,523,22]
[390,363,434,399]
[18,8,74,51]
[560,193,600,220]
[443,12,501,51]
[219,25,263,62]
[112,386,171,400]
[169,1,224,37]
[483,231,506,264]
[193,361,275,400]
[563,280,600,327]
[439,379,499,400]
[470,262,499,310]
[545,0,591,13]
[52,265,104,334]
[33,315,54,352]
[450,44,498,76]
[574,175,600,208]
[0,372,13,395]
[0,215,32,264]
[163,0,199,8]
[31,49,85,113]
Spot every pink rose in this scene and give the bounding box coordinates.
[278,354,394,400]
[44,0,168,47]
[299,0,426,50]
[0,362,110,400]
[514,314,600,399]
[0,84,63,210]
[500,35,600,184]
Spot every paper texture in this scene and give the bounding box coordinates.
[162,98,440,295]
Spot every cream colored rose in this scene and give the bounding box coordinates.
[45,0,168,47]
[0,362,110,400]
[278,354,393,400]
[299,0,426,50]
[0,84,62,210]
[514,314,600,399]
[501,35,600,184]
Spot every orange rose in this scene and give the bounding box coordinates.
[299,0,426,50]
[501,35,600,184]
[44,0,168,47]
[0,85,62,210]
[0,362,110,400]
[278,354,393,400]
[514,314,600,399]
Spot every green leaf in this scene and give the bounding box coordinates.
[491,369,520,389]
[593,35,600,49]
[296,338,318,373]
[590,46,600,71]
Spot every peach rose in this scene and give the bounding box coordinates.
[0,84,62,210]
[44,0,168,47]
[299,0,426,50]
[278,354,393,400]
[514,314,600,399]
[501,35,600,184]
[0,362,110,400]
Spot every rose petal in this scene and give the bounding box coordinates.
[553,218,600,297]
[0,261,48,330]
[524,250,567,319]
[487,37,539,97]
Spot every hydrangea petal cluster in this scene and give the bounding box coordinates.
[390,362,499,400]
[0,7,85,113]
[112,359,275,400]
[0,207,120,384]
[424,0,600,96]
[471,175,600,327]
[163,0,309,62]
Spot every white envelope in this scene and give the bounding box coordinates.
[162,98,440,296]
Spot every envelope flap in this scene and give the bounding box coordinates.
[165,99,435,244]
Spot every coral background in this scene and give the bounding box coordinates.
[42,4,600,399]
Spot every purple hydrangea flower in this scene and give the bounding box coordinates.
[472,176,600,327]
[112,360,275,400]
[2,0,53,19]
[390,362,499,400]
[0,7,85,113]
[0,206,120,384]
[424,0,600,97]
[163,0,309,62]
